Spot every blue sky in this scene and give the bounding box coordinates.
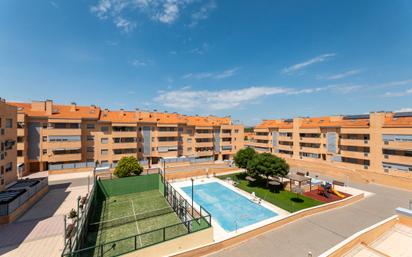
[1,0,412,125]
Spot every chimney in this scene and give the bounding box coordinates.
[45,99,53,115]
[70,102,76,112]
[120,108,124,116]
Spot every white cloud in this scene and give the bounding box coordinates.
[189,0,216,27]
[90,0,213,32]
[187,42,209,55]
[114,17,136,33]
[394,108,412,113]
[155,85,331,111]
[282,53,336,74]
[321,69,362,80]
[376,79,412,88]
[384,88,412,97]
[182,67,238,80]
[131,59,148,67]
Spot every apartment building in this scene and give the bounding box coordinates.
[8,100,244,173]
[247,112,412,175]
[0,99,17,191]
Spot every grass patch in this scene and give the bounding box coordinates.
[218,173,323,212]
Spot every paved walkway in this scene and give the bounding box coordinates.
[210,175,412,257]
[0,173,90,257]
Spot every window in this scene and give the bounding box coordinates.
[42,123,48,129]
[17,150,23,157]
[17,122,24,129]
[87,135,94,141]
[138,148,142,152]
[42,149,47,155]
[187,138,192,143]
[5,162,12,172]
[17,136,24,143]
[234,129,239,133]
[87,124,95,129]
[187,147,192,152]
[101,149,108,155]
[5,119,13,128]
[101,138,108,144]
[178,127,183,132]
[87,147,94,152]
[101,126,109,132]
[187,129,192,134]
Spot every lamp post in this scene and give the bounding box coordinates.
[191,178,194,217]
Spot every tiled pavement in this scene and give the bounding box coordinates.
[0,173,90,257]
[209,173,412,257]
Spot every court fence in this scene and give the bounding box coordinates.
[61,173,212,257]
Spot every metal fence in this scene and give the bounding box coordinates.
[0,178,48,216]
[62,180,96,256]
[62,173,212,257]
[49,162,96,171]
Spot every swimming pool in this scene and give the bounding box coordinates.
[181,182,277,232]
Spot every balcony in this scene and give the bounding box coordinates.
[254,134,269,140]
[221,141,232,146]
[157,141,178,147]
[157,131,178,137]
[196,150,214,157]
[195,142,214,147]
[17,143,24,151]
[220,133,232,138]
[278,135,293,142]
[383,140,412,151]
[50,153,82,162]
[152,151,179,158]
[195,133,213,139]
[300,146,322,154]
[112,142,138,149]
[300,137,321,144]
[17,129,25,137]
[383,154,412,166]
[112,153,137,160]
[249,141,269,148]
[340,150,370,159]
[277,152,293,158]
[340,138,369,147]
[112,131,137,137]
[340,128,370,134]
[277,144,293,151]
[47,128,81,136]
[47,141,82,149]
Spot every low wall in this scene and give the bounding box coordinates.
[166,168,241,180]
[0,185,49,224]
[286,158,412,191]
[123,227,214,257]
[321,207,412,256]
[172,193,364,257]
[48,167,92,175]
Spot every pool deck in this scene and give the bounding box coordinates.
[172,178,290,241]
[209,171,412,257]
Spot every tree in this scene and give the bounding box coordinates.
[233,147,257,171]
[114,156,143,178]
[247,153,289,187]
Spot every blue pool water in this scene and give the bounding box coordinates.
[181,182,277,232]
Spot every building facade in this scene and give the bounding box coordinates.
[247,112,412,175]
[0,99,17,191]
[9,100,244,173]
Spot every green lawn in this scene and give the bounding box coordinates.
[218,173,323,212]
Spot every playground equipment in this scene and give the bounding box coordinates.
[318,182,344,198]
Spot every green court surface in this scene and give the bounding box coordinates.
[85,190,188,256]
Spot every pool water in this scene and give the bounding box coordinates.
[181,182,277,232]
